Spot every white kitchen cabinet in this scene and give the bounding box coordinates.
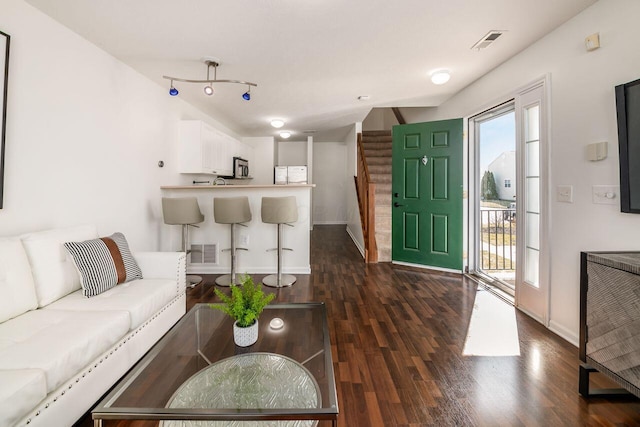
[178,120,253,177]
[179,120,232,176]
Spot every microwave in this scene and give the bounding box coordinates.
[233,157,250,179]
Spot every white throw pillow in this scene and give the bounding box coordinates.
[21,225,99,307]
[0,238,38,323]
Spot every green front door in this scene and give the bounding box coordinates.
[391,119,463,271]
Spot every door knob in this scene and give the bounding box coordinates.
[394,192,399,198]
[422,155,428,165]
[394,202,404,207]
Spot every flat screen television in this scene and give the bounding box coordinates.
[615,78,640,213]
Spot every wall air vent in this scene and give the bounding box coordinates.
[189,243,218,265]
[471,30,505,50]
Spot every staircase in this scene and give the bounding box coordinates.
[361,130,393,262]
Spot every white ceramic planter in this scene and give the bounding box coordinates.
[233,320,259,347]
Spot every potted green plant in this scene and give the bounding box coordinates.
[210,275,275,347]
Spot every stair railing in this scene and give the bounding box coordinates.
[354,132,378,263]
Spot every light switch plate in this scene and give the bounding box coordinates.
[557,185,573,203]
[593,185,619,205]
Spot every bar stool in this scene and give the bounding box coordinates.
[214,197,252,287]
[162,197,204,288]
[261,196,298,288]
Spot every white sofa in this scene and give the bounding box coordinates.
[0,225,186,427]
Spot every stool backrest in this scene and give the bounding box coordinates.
[162,197,205,225]
[261,196,298,224]
[214,197,252,224]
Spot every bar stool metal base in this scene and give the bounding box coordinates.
[214,274,236,287]
[262,274,296,288]
[186,275,202,288]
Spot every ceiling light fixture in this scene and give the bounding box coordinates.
[163,58,257,100]
[280,131,291,139]
[271,119,285,128]
[430,70,451,85]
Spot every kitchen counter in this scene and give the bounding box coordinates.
[160,184,315,189]
[160,184,313,276]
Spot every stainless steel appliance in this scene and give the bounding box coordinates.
[233,157,249,179]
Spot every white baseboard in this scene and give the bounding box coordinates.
[516,305,546,326]
[346,226,365,259]
[188,266,311,275]
[313,221,347,225]
[549,320,579,347]
[392,261,462,274]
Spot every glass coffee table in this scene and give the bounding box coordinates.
[92,303,338,426]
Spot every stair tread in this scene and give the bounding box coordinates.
[363,130,392,137]
[366,157,392,166]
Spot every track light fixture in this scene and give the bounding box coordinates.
[163,58,257,100]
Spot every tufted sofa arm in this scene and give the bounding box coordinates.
[133,252,186,292]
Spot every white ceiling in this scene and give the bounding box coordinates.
[25,0,597,141]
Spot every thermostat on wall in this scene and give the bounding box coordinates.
[587,141,607,161]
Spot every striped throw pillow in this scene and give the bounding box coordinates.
[64,232,143,297]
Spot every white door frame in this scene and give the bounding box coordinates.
[465,75,551,326]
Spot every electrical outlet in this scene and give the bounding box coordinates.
[592,185,619,205]
[557,185,573,203]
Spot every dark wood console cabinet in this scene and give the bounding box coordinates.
[580,251,640,398]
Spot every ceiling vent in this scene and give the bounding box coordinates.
[471,30,505,50]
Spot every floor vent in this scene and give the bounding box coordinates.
[471,30,505,50]
[189,243,218,265]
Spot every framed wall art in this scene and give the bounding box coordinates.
[0,31,9,209]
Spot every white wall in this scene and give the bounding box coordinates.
[415,0,640,344]
[312,142,347,224]
[362,107,399,131]
[242,136,274,185]
[276,140,307,166]
[0,0,235,250]
[345,123,364,255]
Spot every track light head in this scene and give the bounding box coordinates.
[169,80,179,96]
[242,85,251,101]
[204,85,214,96]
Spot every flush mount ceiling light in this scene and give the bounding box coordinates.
[163,58,257,100]
[279,131,291,139]
[270,119,285,128]
[430,70,451,85]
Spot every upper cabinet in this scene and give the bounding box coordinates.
[178,120,252,176]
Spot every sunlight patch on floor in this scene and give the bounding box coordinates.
[462,288,520,356]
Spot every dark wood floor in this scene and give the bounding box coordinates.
[82,225,640,426]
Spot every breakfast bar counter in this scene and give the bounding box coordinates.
[160,184,314,276]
